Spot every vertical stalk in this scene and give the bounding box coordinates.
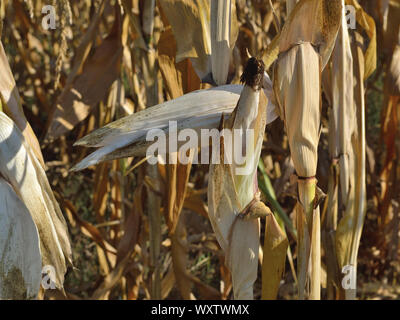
[286,0,298,16]
[297,178,318,299]
[324,154,340,299]
[347,32,367,299]
[142,4,162,299]
[310,207,320,300]
[147,164,162,299]
[142,0,156,44]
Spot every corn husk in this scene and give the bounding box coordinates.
[273,0,341,299]
[0,177,41,300]
[0,112,72,289]
[208,58,272,299]
[72,83,278,171]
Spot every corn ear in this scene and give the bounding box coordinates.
[208,58,271,299]
[273,0,341,299]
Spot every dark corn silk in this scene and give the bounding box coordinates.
[240,57,265,90]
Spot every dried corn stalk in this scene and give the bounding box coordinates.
[273,0,341,299]
[322,1,355,298]
[334,1,376,300]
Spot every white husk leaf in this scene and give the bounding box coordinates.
[0,112,72,289]
[0,177,41,300]
[73,84,278,171]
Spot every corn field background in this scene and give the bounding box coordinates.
[0,0,400,300]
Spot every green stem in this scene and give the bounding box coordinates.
[258,159,297,239]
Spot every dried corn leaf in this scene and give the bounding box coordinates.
[159,0,211,80]
[261,213,289,300]
[336,31,367,299]
[331,1,356,206]
[345,0,377,79]
[46,9,122,141]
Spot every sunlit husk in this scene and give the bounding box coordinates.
[0,112,72,289]
[0,177,41,300]
[272,0,341,299]
[208,84,269,299]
